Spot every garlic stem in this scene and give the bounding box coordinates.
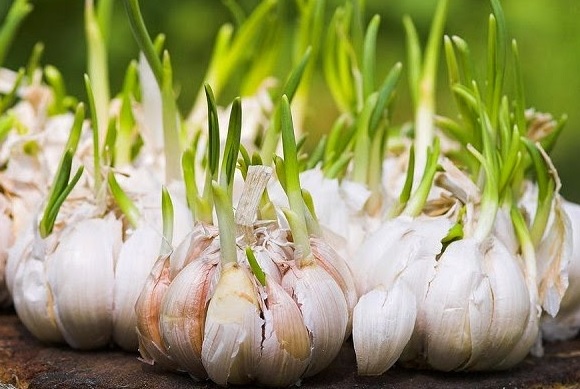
[161,186,174,253]
[115,61,138,166]
[181,148,199,221]
[245,247,266,286]
[260,48,312,164]
[85,0,110,147]
[211,182,237,264]
[160,51,181,181]
[219,96,242,194]
[84,74,103,194]
[280,95,311,261]
[403,138,440,217]
[189,0,277,123]
[362,15,380,101]
[124,0,163,84]
[406,0,448,180]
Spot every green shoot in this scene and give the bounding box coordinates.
[280,95,311,262]
[107,171,140,229]
[246,247,266,287]
[161,186,174,253]
[0,0,32,67]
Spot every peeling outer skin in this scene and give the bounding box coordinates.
[255,277,311,387]
[159,250,220,379]
[282,262,349,378]
[135,254,179,371]
[201,262,263,386]
[168,223,219,277]
[536,196,573,318]
[353,282,417,376]
[542,200,580,341]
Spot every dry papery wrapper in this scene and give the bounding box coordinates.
[136,166,355,387]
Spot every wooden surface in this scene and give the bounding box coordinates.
[1,311,580,388]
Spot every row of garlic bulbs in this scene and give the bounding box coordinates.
[1,0,580,387]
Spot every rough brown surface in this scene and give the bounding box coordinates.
[1,311,580,388]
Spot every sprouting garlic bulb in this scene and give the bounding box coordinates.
[7,163,192,350]
[136,218,355,386]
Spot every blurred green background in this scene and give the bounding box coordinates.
[2,0,580,202]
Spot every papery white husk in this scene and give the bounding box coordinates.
[201,261,263,386]
[282,261,349,377]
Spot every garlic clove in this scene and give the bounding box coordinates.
[353,282,416,375]
[201,261,263,386]
[421,238,492,371]
[159,249,220,378]
[467,238,530,370]
[11,230,63,343]
[113,224,163,351]
[256,277,311,387]
[282,261,349,377]
[310,236,357,338]
[135,253,177,370]
[46,214,122,349]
